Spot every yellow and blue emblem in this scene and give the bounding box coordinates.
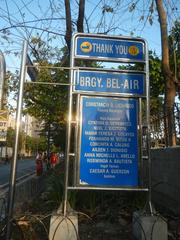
[128,46,139,56]
[80,41,92,53]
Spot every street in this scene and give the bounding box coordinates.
[0,158,35,186]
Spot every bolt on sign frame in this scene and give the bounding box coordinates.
[63,33,152,215]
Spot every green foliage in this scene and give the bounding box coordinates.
[23,37,69,150]
[148,51,164,116]
[6,127,15,147]
[50,123,66,151]
[45,170,64,207]
[24,77,67,124]
[5,70,19,111]
[25,135,47,153]
[149,51,164,97]
[118,51,164,116]
[169,21,180,99]
[30,36,64,62]
[6,127,46,154]
[6,127,24,150]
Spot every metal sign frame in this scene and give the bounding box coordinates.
[63,33,151,214]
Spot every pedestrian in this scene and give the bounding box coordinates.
[50,152,57,168]
[35,152,43,176]
[5,154,9,164]
[43,152,50,171]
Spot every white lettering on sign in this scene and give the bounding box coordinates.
[91,43,129,55]
[111,169,129,174]
[92,147,106,152]
[89,168,106,174]
[124,79,139,89]
[92,43,113,53]
[88,120,104,125]
[106,78,120,88]
[115,45,128,55]
[79,77,102,87]
[106,78,139,90]
[86,101,109,107]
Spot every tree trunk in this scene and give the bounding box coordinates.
[64,0,72,53]
[155,0,176,146]
[77,0,85,32]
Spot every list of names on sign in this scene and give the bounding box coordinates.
[79,96,138,186]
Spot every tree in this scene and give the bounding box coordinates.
[6,127,24,152]
[25,135,47,154]
[64,0,72,53]
[169,21,180,99]
[155,0,179,146]
[149,51,164,114]
[23,38,68,154]
[1,0,179,147]
[64,0,85,53]
[118,51,164,116]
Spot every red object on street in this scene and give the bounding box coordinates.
[50,152,57,168]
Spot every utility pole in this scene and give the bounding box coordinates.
[6,40,28,240]
[0,51,6,162]
[0,50,6,109]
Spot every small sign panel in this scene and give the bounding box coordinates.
[75,36,144,61]
[74,70,145,95]
[0,110,8,142]
[79,96,138,186]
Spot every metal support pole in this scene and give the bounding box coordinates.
[0,51,6,163]
[138,98,143,187]
[6,40,28,240]
[145,41,153,215]
[0,50,6,109]
[63,39,75,216]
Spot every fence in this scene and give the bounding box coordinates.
[0,174,45,221]
[150,102,180,147]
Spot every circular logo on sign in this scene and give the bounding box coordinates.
[80,41,92,53]
[128,46,139,56]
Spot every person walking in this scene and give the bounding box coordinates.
[5,154,9,164]
[50,152,57,168]
[35,152,43,176]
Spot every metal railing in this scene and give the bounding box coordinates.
[150,102,180,147]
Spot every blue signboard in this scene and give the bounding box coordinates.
[75,36,144,61]
[74,70,145,95]
[79,96,138,186]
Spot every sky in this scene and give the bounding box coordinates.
[0,0,179,72]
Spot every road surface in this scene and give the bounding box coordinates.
[0,158,35,186]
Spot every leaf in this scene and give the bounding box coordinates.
[149,16,153,25]
[2,35,9,41]
[139,15,144,21]
[149,1,154,14]
[102,5,113,13]
[129,3,136,12]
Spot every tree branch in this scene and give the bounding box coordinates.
[64,0,72,53]
[77,0,85,32]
